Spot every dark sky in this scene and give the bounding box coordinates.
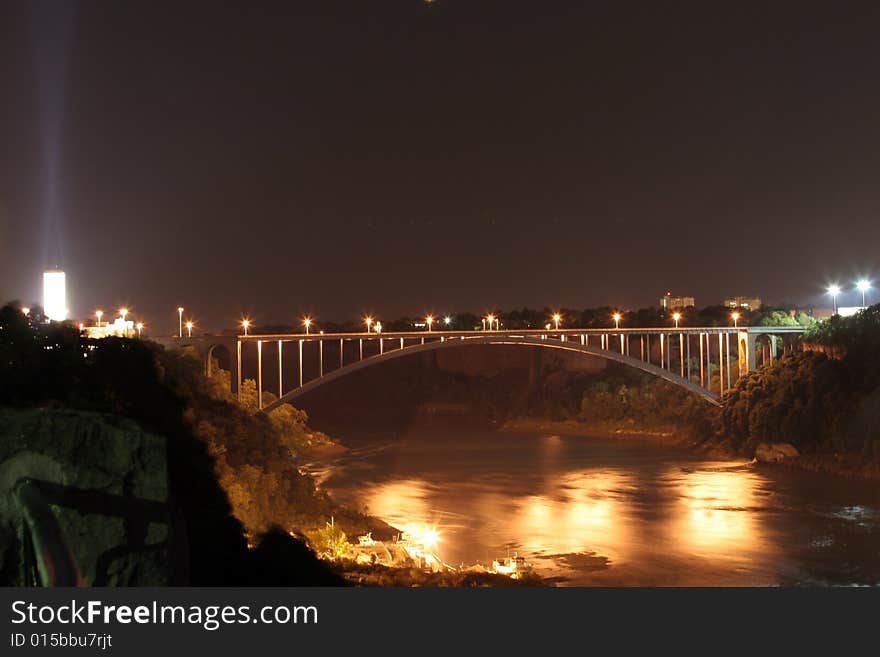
[2,1,879,332]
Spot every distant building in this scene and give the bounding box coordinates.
[724,296,762,310]
[811,308,834,321]
[43,270,67,321]
[659,292,695,310]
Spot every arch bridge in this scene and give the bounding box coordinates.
[156,326,805,410]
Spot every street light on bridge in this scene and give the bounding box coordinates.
[364,316,373,333]
[136,322,144,337]
[486,314,496,331]
[856,279,872,307]
[241,319,251,336]
[21,307,30,317]
[444,316,452,327]
[731,312,740,328]
[827,284,841,315]
[374,321,382,334]
[303,317,312,334]
[185,320,194,338]
[612,313,621,329]
[673,312,681,329]
[119,308,129,322]
[95,309,103,327]
[177,307,184,338]
[552,313,561,330]
[425,315,434,331]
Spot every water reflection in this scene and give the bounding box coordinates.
[316,431,880,585]
[673,469,764,558]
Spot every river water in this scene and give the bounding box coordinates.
[309,428,880,585]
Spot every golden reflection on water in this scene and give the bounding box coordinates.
[511,470,630,558]
[672,467,765,561]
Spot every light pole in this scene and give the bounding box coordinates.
[21,307,30,317]
[241,319,250,336]
[486,315,495,331]
[856,279,871,307]
[136,322,144,337]
[120,308,129,323]
[185,320,194,338]
[365,316,373,333]
[673,312,681,329]
[444,316,452,327]
[425,315,434,332]
[731,312,740,328]
[552,313,561,330]
[95,310,103,327]
[612,313,621,330]
[827,284,841,315]
[374,321,382,334]
[177,307,184,338]
[303,318,312,334]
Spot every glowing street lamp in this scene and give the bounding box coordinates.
[95,309,103,327]
[444,316,452,326]
[612,313,621,329]
[303,317,312,334]
[425,315,434,332]
[364,316,373,333]
[827,284,841,315]
[185,320,194,338]
[241,319,251,336]
[856,279,871,307]
[731,311,740,328]
[119,308,129,322]
[374,321,382,334]
[673,312,681,329]
[486,314,496,331]
[552,313,561,330]
[136,322,144,337]
[21,307,30,317]
[177,307,184,338]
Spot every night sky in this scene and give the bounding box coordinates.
[2,1,879,333]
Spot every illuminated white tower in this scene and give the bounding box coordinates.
[43,270,67,321]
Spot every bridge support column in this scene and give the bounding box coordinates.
[298,339,303,387]
[738,331,755,375]
[278,340,283,397]
[686,334,691,381]
[257,340,263,410]
[699,333,704,386]
[235,340,241,400]
[679,333,684,377]
[319,340,323,377]
[725,333,731,391]
[718,333,724,396]
[660,334,665,369]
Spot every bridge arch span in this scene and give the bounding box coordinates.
[261,336,720,412]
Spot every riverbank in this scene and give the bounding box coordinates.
[500,417,736,459]
[502,417,880,481]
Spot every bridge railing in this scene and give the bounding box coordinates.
[227,326,805,410]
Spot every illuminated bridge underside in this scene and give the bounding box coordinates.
[262,336,721,411]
